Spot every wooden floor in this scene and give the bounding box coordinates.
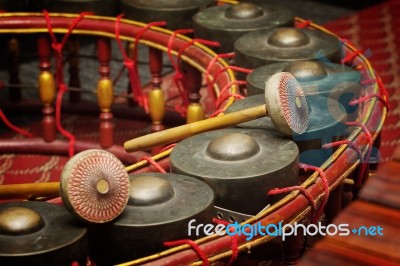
[298,147,400,266]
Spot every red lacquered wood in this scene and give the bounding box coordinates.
[97,36,114,148]
[149,46,163,88]
[68,37,81,103]
[8,37,21,102]
[325,185,342,222]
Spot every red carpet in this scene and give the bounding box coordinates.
[324,0,400,162]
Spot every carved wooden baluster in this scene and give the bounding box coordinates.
[148,47,165,132]
[68,37,81,103]
[96,37,114,148]
[8,37,21,102]
[183,62,204,124]
[126,42,136,106]
[37,35,56,142]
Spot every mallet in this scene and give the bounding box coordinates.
[124,72,309,152]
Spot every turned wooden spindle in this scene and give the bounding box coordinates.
[183,62,204,124]
[126,42,136,106]
[97,37,114,148]
[8,37,22,102]
[282,234,301,265]
[148,47,165,132]
[37,35,56,142]
[68,37,81,103]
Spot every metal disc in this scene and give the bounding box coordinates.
[193,3,293,53]
[225,94,347,166]
[0,201,87,265]
[170,128,299,215]
[60,149,130,223]
[234,27,341,69]
[120,0,212,30]
[265,72,308,136]
[89,172,214,265]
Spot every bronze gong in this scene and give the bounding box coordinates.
[193,2,293,53]
[89,172,214,265]
[246,60,362,120]
[234,27,342,71]
[0,201,87,266]
[225,95,347,166]
[32,0,118,16]
[119,0,212,30]
[170,127,299,216]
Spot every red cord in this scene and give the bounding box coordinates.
[296,19,312,29]
[215,80,247,108]
[349,93,389,110]
[341,50,362,64]
[268,186,317,223]
[212,218,239,265]
[159,143,176,153]
[140,156,166,173]
[46,196,63,205]
[0,109,34,138]
[210,65,252,98]
[43,11,89,157]
[205,53,235,101]
[173,38,220,116]
[298,164,330,223]
[346,122,373,187]
[164,239,209,266]
[322,140,362,161]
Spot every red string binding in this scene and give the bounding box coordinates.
[215,80,247,108]
[46,196,63,205]
[139,156,167,173]
[159,143,176,153]
[298,163,330,223]
[268,186,317,223]
[43,11,89,157]
[173,38,220,116]
[346,122,373,187]
[296,19,312,29]
[341,50,362,64]
[349,93,389,110]
[205,53,235,101]
[210,65,252,98]
[322,140,363,162]
[164,239,210,266]
[0,109,34,138]
[212,218,239,266]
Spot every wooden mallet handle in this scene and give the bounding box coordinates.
[124,105,267,152]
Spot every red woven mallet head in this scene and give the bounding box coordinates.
[60,149,130,223]
[265,72,309,136]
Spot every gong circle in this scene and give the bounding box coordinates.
[193,2,293,53]
[89,172,214,265]
[170,128,299,215]
[60,149,130,223]
[234,27,342,70]
[0,201,87,266]
[225,95,347,166]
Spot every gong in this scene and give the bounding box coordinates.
[234,27,342,71]
[247,60,362,120]
[225,95,347,166]
[119,0,212,30]
[193,2,293,53]
[170,128,299,216]
[89,172,214,265]
[0,201,87,266]
[32,0,117,16]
